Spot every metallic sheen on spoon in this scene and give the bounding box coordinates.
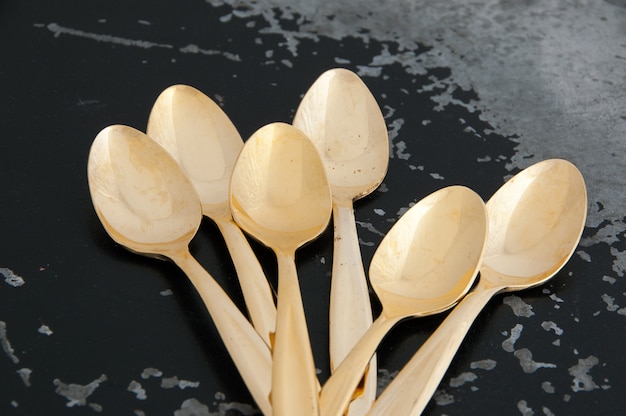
[319,185,487,416]
[230,122,332,416]
[87,125,273,415]
[293,68,389,414]
[369,158,587,416]
[147,84,276,347]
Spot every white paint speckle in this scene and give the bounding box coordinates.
[449,372,477,388]
[503,295,535,317]
[569,356,600,392]
[356,221,385,237]
[128,380,147,400]
[577,250,592,262]
[517,400,534,416]
[602,275,617,284]
[160,289,173,296]
[161,376,200,390]
[44,23,173,49]
[541,381,555,394]
[502,323,523,353]
[1,267,25,287]
[374,208,385,216]
[541,321,563,336]
[53,374,107,408]
[601,293,620,312]
[38,324,53,336]
[0,320,19,364]
[549,293,564,303]
[470,359,497,370]
[430,173,445,180]
[356,65,382,77]
[433,389,454,406]
[17,368,32,386]
[174,398,210,416]
[140,367,163,379]
[514,348,557,373]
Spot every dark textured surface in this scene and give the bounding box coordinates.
[1,1,624,414]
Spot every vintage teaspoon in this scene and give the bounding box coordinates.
[147,84,276,346]
[369,159,587,416]
[320,185,488,416]
[87,125,272,416]
[293,68,389,414]
[230,122,332,416]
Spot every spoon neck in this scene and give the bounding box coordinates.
[275,250,296,272]
[320,315,396,416]
[476,266,515,292]
[368,286,499,416]
[328,198,375,374]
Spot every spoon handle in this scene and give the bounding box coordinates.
[330,202,377,413]
[216,218,276,347]
[273,250,320,416]
[320,315,396,416]
[367,284,500,416]
[170,249,273,416]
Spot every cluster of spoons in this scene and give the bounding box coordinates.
[87,68,587,416]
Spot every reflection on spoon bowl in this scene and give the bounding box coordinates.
[87,125,273,416]
[230,122,332,416]
[147,84,277,347]
[319,185,488,416]
[369,158,587,416]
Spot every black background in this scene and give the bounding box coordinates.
[1,1,623,414]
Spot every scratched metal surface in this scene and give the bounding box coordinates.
[1,1,625,414]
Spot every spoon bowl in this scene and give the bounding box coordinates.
[319,185,488,416]
[147,84,277,346]
[147,84,242,217]
[230,122,332,252]
[370,186,488,316]
[87,125,273,415]
[369,159,587,416]
[88,124,201,256]
[230,122,332,416]
[483,158,587,287]
[293,68,389,201]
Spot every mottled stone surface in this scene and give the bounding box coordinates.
[0,0,624,414]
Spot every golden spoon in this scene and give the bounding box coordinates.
[319,185,488,416]
[230,122,332,416]
[369,158,587,416]
[87,125,273,416]
[147,84,276,346]
[293,68,389,414]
